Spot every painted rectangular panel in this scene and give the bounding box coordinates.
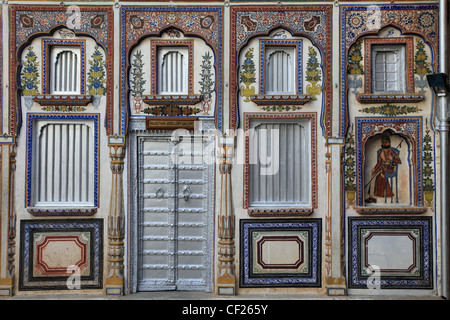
[348,217,433,289]
[240,219,321,288]
[19,219,103,291]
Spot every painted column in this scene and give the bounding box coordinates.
[437,0,450,299]
[105,136,126,296]
[0,137,16,297]
[324,140,346,296]
[216,135,236,296]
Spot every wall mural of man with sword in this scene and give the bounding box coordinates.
[365,133,404,204]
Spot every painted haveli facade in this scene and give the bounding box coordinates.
[0,0,447,298]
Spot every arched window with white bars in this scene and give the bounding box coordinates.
[157,47,188,94]
[265,47,295,94]
[50,47,81,94]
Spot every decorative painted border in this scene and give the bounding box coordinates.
[41,39,87,94]
[348,217,433,289]
[363,37,415,94]
[9,5,114,136]
[259,39,302,94]
[250,94,311,106]
[0,3,2,134]
[33,95,93,106]
[356,94,425,104]
[240,219,322,288]
[339,4,439,137]
[19,219,103,290]
[231,5,332,136]
[27,207,97,216]
[150,40,194,95]
[25,113,100,209]
[355,116,423,208]
[243,112,317,211]
[120,5,223,134]
[248,207,313,217]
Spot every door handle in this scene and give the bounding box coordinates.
[183,185,191,201]
[156,187,165,198]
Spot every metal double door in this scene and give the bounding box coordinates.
[136,133,213,291]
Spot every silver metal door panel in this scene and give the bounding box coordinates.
[132,130,214,292]
[138,136,176,290]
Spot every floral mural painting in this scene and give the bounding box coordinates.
[360,104,422,116]
[21,46,40,110]
[142,105,201,117]
[347,40,364,94]
[423,120,435,207]
[240,47,256,102]
[261,105,303,112]
[305,46,321,100]
[87,46,106,108]
[130,49,146,114]
[414,39,432,93]
[199,51,214,115]
[345,124,356,207]
[42,106,86,112]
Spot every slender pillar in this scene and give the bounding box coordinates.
[324,140,346,296]
[438,0,450,299]
[216,135,236,296]
[105,137,126,296]
[0,137,16,297]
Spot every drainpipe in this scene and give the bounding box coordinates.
[438,0,450,300]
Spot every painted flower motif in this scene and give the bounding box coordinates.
[405,123,416,134]
[21,46,40,96]
[241,15,257,31]
[418,12,435,28]
[87,46,106,96]
[304,15,321,32]
[200,15,214,29]
[363,124,374,134]
[428,31,437,39]
[423,153,433,162]
[348,13,364,29]
[56,12,67,23]
[403,16,413,25]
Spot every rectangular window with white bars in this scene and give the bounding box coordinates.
[26,114,99,208]
[371,44,406,94]
[248,118,311,207]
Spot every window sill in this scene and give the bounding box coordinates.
[33,95,93,106]
[142,94,203,106]
[250,94,312,106]
[248,207,314,217]
[355,206,427,215]
[355,93,425,104]
[27,207,97,216]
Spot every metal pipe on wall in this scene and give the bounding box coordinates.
[438,0,450,299]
